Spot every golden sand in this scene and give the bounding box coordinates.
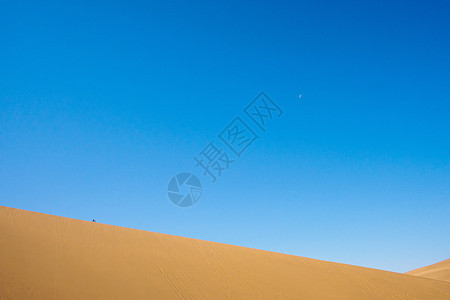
[1,206,449,299]
[406,259,450,283]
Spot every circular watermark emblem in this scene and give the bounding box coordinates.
[167,173,202,207]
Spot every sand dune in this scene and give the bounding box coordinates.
[406,259,450,283]
[1,206,449,299]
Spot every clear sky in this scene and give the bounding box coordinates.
[1,0,449,273]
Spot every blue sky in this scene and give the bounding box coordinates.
[1,0,449,273]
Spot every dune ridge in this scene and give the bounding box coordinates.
[406,259,450,283]
[1,205,450,299]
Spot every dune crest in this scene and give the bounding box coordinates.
[406,259,450,283]
[1,205,450,299]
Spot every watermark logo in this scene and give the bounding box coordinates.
[219,117,258,157]
[245,92,283,132]
[167,173,202,207]
[167,92,283,207]
[194,141,235,183]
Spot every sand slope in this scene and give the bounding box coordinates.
[1,206,450,299]
[406,259,450,283]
